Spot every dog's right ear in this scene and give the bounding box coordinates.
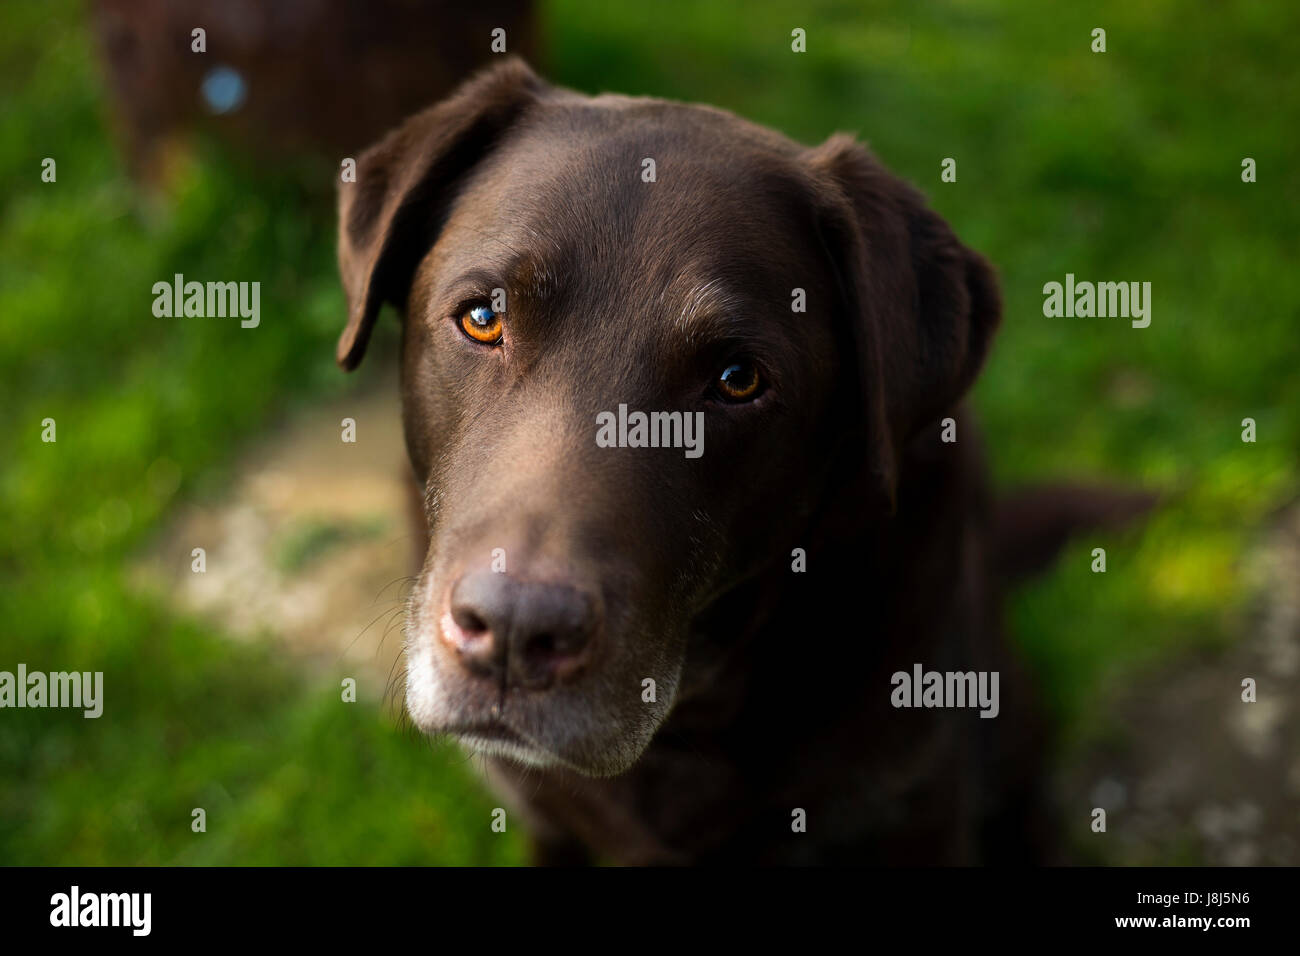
[336,57,548,370]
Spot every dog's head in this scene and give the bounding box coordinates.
[337,59,1000,775]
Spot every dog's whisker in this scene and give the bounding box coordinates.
[369,574,418,606]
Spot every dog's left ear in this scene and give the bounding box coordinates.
[804,134,1002,509]
[336,57,549,370]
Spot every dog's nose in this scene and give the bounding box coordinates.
[446,571,598,689]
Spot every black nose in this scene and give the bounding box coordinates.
[447,571,598,689]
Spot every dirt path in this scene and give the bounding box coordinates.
[133,380,415,701]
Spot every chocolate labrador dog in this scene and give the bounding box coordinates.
[336,58,1056,864]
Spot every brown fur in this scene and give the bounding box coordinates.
[338,59,1066,864]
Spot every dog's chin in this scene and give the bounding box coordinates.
[455,731,563,771]
[445,723,650,777]
[403,663,654,777]
[409,701,658,777]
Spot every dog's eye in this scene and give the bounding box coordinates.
[458,304,502,345]
[715,360,763,402]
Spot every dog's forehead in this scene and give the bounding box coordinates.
[441,100,826,296]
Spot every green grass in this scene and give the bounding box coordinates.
[2,0,1297,863]
[0,0,521,865]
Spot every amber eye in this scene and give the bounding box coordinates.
[458,304,502,344]
[716,360,762,402]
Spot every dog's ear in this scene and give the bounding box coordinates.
[804,134,1001,509]
[336,57,548,370]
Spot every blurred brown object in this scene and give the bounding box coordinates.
[90,0,538,180]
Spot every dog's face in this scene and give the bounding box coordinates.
[337,60,999,776]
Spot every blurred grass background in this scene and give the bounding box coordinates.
[1,0,1296,863]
